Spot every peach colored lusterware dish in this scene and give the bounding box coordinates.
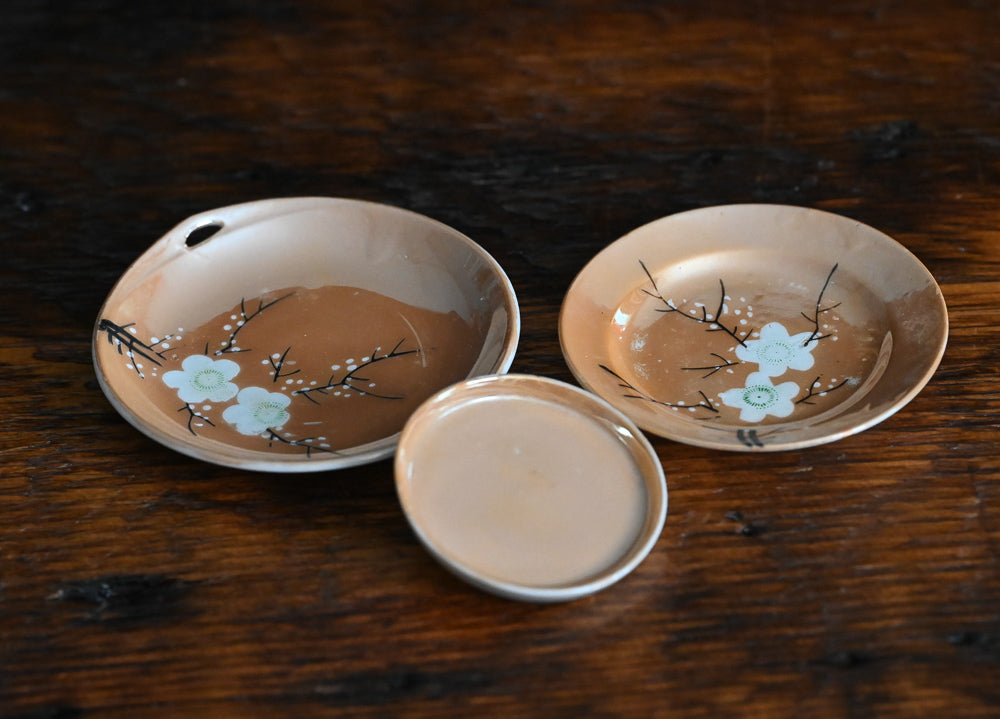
[93,197,519,471]
[395,374,667,602]
[559,204,947,452]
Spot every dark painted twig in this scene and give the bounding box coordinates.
[269,346,301,383]
[263,429,338,456]
[177,404,216,435]
[600,364,718,415]
[682,352,740,379]
[214,292,294,355]
[796,375,850,405]
[294,340,418,404]
[801,263,841,346]
[97,319,165,378]
[639,260,752,347]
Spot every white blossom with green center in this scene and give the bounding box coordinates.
[736,321,818,377]
[719,372,799,422]
[162,354,240,403]
[222,386,292,436]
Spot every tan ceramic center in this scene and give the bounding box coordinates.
[608,254,891,426]
[100,285,485,454]
[404,394,648,587]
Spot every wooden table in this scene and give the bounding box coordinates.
[3,2,998,716]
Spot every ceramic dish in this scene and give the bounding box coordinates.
[93,197,519,471]
[560,204,947,452]
[395,374,667,602]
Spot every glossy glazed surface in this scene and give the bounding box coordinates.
[93,198,520,470]
[560,205,947,451]
[395,375,667,602]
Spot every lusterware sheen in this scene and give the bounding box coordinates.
[93,197,519,471]
[395,374,667,602]
[560,204,947,451]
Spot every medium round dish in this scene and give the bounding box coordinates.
[395,374,667,602]
[559,204,948,452]
[93,197,519,471]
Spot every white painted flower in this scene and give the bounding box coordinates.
[719,372,799,423]
[222,386,291,435]
[162,354,240,403]
[736,321,817,377]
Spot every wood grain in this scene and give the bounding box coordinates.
[2,1,999,716]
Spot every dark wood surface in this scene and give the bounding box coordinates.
[2,1,999,716]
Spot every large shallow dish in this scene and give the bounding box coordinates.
[93,197,519,471]
[560,204,947,452]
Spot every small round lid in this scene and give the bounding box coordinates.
[394,374,668,602]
